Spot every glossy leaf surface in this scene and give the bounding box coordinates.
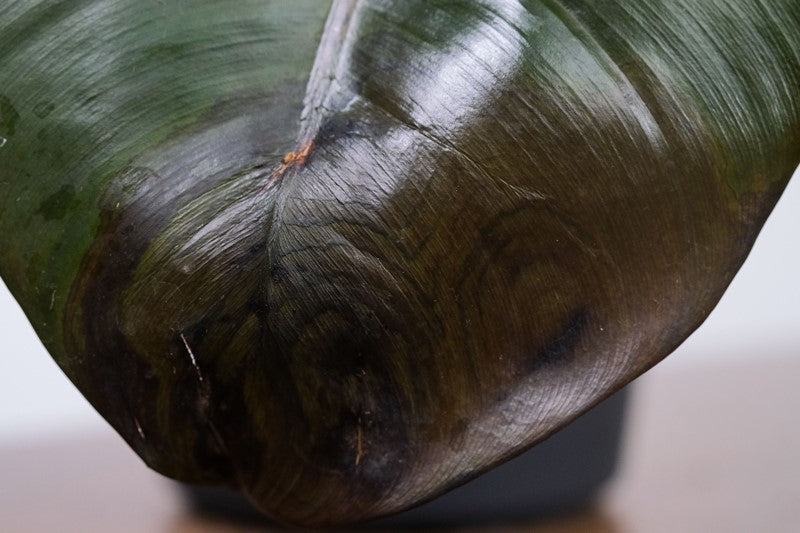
[0,0,798,526]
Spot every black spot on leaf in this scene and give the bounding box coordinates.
[37,184,77,221]
[0,95,20,137]
[33,101,55,119]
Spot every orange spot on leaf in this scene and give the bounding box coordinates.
[295,142,314,166]
[266,142,315,189]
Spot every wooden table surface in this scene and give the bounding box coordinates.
[2,353,798,533]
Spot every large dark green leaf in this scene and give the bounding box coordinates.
[1,0,798,526]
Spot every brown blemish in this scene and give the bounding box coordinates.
[267,141,314,186]
[295,142,313,165]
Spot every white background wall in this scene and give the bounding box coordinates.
[1,168,798,444]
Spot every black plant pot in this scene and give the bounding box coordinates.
[183,388,628,528]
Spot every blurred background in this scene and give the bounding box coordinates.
[1,167,798,532]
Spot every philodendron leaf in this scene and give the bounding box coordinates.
[1,0,798,526]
